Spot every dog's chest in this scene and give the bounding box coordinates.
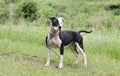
[47,35,62,48]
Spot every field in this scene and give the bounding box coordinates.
[0,0,120,76]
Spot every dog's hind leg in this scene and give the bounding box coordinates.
[69,42,80,64]
[45,47,51,67]
[75,42,87,68]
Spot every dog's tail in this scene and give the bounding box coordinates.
[78,28,94,33]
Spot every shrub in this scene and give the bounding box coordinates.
[113,9,120,15]
[105,4,120,10]
[0,4,9,24]
[16,1,39,21]
[0,10,9,24]
[105,4,120,16]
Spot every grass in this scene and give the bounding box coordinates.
[0,25,120,76]
[0,0,120,76]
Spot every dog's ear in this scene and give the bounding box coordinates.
[58,17,64,23]
[61,17,64,22]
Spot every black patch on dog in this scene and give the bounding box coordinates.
[50,17,59,27]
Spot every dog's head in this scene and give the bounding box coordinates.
[50,17,64,31]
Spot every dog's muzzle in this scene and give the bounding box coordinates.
[59,26,61,30]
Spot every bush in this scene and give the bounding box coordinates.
[0,10,9,24]
[113,9,120,15]
[0,4,9,24]
[105,4,120,10]
[16,1,39,21]
[105,4,120,16]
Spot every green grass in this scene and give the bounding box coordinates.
[0,25,120,76]
[0,0,120,76]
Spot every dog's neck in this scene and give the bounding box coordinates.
[49,28,59,37]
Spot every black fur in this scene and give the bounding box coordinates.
[58,30,92,55]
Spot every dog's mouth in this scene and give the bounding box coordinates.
[53,26,61,31]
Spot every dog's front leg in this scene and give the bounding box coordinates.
[59,45,64,69]
[45,47,51,67]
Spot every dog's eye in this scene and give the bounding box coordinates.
[53,19,57,22]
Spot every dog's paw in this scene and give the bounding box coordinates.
[75,60,79,65]
[45,62,50,67]
[58,66,63,69]
[58,64,63,69]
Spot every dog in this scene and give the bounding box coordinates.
[45,17,93,69]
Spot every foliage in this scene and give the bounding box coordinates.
[0,3,9,24]
[105,4,120,15]
[113,9,120,15]
[16,1,39,21]
[0,0,120,29]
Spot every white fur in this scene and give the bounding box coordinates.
[69,43,80,64]
[59,55,63,68]
[45,48,51,66]
[75,54,80,64]
[57,17,64,27]
[47,33,62,48]
[45,33,62,67]
[53,27,59,31]
[75,43,87,68]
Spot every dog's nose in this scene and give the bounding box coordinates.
[59,26,61,30]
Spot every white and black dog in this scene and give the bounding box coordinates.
[45,17,93,69]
